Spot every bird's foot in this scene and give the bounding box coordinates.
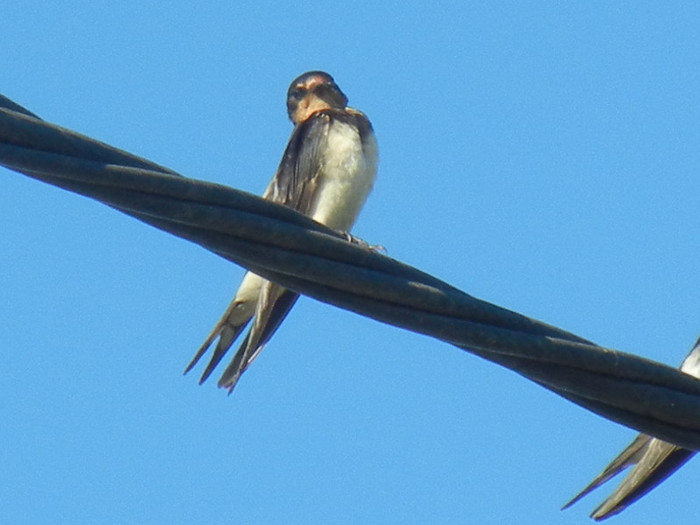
[342,232,387,254]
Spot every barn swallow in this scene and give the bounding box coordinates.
[184,71,378,392]
[563,335,700,520]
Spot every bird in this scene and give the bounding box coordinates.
[184,71,378,392]
[563,334,700,520]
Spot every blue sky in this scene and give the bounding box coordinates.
[1,3,699,524]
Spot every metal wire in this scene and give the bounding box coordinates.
[2,95,699,451]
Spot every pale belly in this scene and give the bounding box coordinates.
[309,120,378,232]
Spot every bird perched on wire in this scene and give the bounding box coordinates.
[184,71,378,392]
[563,334,700,520]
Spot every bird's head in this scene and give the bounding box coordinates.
[286,71,348,124]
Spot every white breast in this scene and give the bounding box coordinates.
[309,120,378,231]
[681,343,700,378]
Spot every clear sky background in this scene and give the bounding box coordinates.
[1,3,698,524]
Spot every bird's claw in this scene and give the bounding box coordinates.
[341,231,387,254]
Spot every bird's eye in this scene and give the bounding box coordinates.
[289,87,306,101]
